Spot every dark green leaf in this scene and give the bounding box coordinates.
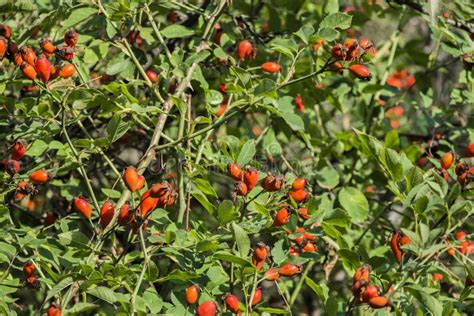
[106,114,132,144]
[217,200,238,225]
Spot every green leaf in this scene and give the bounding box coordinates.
[217,200,238,225]
[305,277,329,302]
[63,8,97,29]
[196,240,220,252]
[294,24,315,44]
[156,270,198,282]
[315,165,340,189]
[74,139,93,149]
[270,38,298,58]
[101,188,122,199]
[193,178,217,198]
[106,21,117,39]
[206,265,229,286]
[106,54,134,76]
[381,148,404,181]
[169,95,187,115]
[213,47,228,60]
[257,307,289,314]
[406,166,424,192]
[319,13,352,30]
[66,303,98,314]
[282,113,305,131]
[271,239,287,265]
[0,279,20,296]
[323,208,350,227]
[316,28,340,41]
[338,187,369,223]
[143,287,163,314]
[106,114,132,144]
[0,242,17,258]
[205,89,224,106]
[406,285,443,316]
[337,249,361,269]
[277,95,294,113]
[384,130,400,149]
[191,191,216,214]
[27,139,48,156]
[161,25,194,38]
[413,196,429,214]
[214,251,252,267]
[254,79,277,98]
[232,223,250,258]
[237,140,256,166]
[45,277,73,302]
[325,296,338,316]
[87,286,121,304]
[324,0,339,14]
[185,50,211,66]
[58,231,94,249]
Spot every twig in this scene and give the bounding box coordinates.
[177,95,190,224]
[122,38,166,103]
[278,59,334,89]
[131,228,149,313]
[289,262,314,305]
[247,270,259,315]
[354,201,394,246]
[144,4,172,61]
[61,106,100,212]
[391,0,473,33]
[275,281,293,315]
[153,107,244,152]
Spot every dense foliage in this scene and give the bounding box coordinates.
[0,0,473,315]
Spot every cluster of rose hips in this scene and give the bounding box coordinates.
[22,261,62,315]
[23,261,62,315]
[235,39,281,74]
[184,284,241,315]
[286,226,317,255]
[215,165,315,313]
[8,145,177,231]
[215,82,230,117]
[220,37,376,116]
[3,139,58,224]
[73,166,177,232]
[227,163,260,197]
[446,230,474,256]
[389,229,473,287]
[386,69,416,91]
[183,258,302,315]
[229,163,314,256]
[390,231,412,263]
[0,23,77,92]
[22,261,39,289]
[227,163,311,204]
[46,303,62,316]
[330,38,376,80]
[436,150,474,186]
[351,265,391,309]
[294,95,305,111]
[3,138,27,177]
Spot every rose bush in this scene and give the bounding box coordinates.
[0,0,473,315]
